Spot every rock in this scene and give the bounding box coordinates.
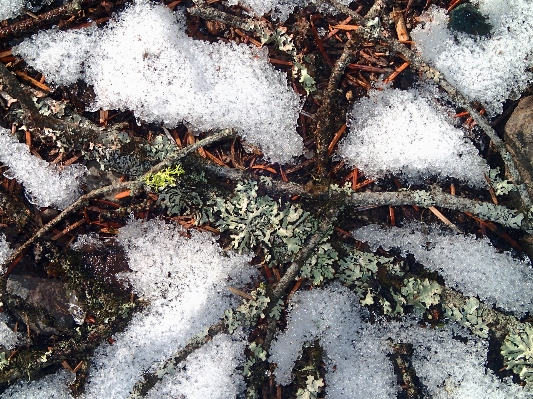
[505,96,533,261]
[6,275,75,333]
[448,3,492,36]
[504,96,533,202]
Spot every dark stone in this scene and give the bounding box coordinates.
[448,3,492,36]
[504,96,533,201]
[6,275,75,331]
[504,96,533,261]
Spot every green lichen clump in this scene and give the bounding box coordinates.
[501,324,533,386]
[401,277,442,309]
[211,181,324,265]
[224,284,271,333]
[142,164,185,191]
[445,297,489,338]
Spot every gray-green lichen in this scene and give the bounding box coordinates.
[474,202,525,231]
[401,277,442,309]
[224,284,271,333]
[296,375,324,399]
[444,296,489,338]
[501,323,533,386]
[211,181,321,265]
[299,241,337,286]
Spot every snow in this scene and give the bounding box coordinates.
[0,0,25,21]
[0,127,86,209]
[0,234,13,270]
[145,333,247,399]
[269,284,397,399]
[337,86,488,186]
[224,0,350,21]
[0,369,75,399]
[13,1,303,164]
[353,222,533,316]
[0,0,52,21]
[412,1,533,116]
[81,218,255,399]
[0,314,19,350]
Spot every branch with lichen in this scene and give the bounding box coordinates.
[0,128,236,275]
[201,162,533,232]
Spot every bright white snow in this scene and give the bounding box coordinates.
[145,333,247,399]
[393,323,531,399]
[337,86,488,186]
[13,1,303,164]
[0,0,52,22]
[0,127,86,209]
[412,1,533,115]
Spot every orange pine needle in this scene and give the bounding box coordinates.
[115,190,131,199]
[327,124,347,156]
[331,24,360,31]
[384,61,410,83]
[252,164,277,174]
[14,71,50,92]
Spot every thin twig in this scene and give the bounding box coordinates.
[313,39,356,179]
[127,321,226,399]
[0,0,97,41]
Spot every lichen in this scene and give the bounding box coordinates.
[401,277,442,309]
[211,181,321,265]
[299,241,337,286]
[501,323,533,386]
[224,284,271,333]
[296,375,324,399]
[444,297,489,338]
[158,169,211,217]
[142,164,185,191]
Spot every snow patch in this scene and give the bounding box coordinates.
[337,86,488,186]
[354,222,533,316]
[269,284,397,399]
[0,127,86,209]
[81,218,255,399]
[412,1,533,115]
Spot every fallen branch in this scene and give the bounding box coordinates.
[202,162,533,232]
[313,39,356,179]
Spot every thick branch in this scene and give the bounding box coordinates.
[202,162,533,232]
